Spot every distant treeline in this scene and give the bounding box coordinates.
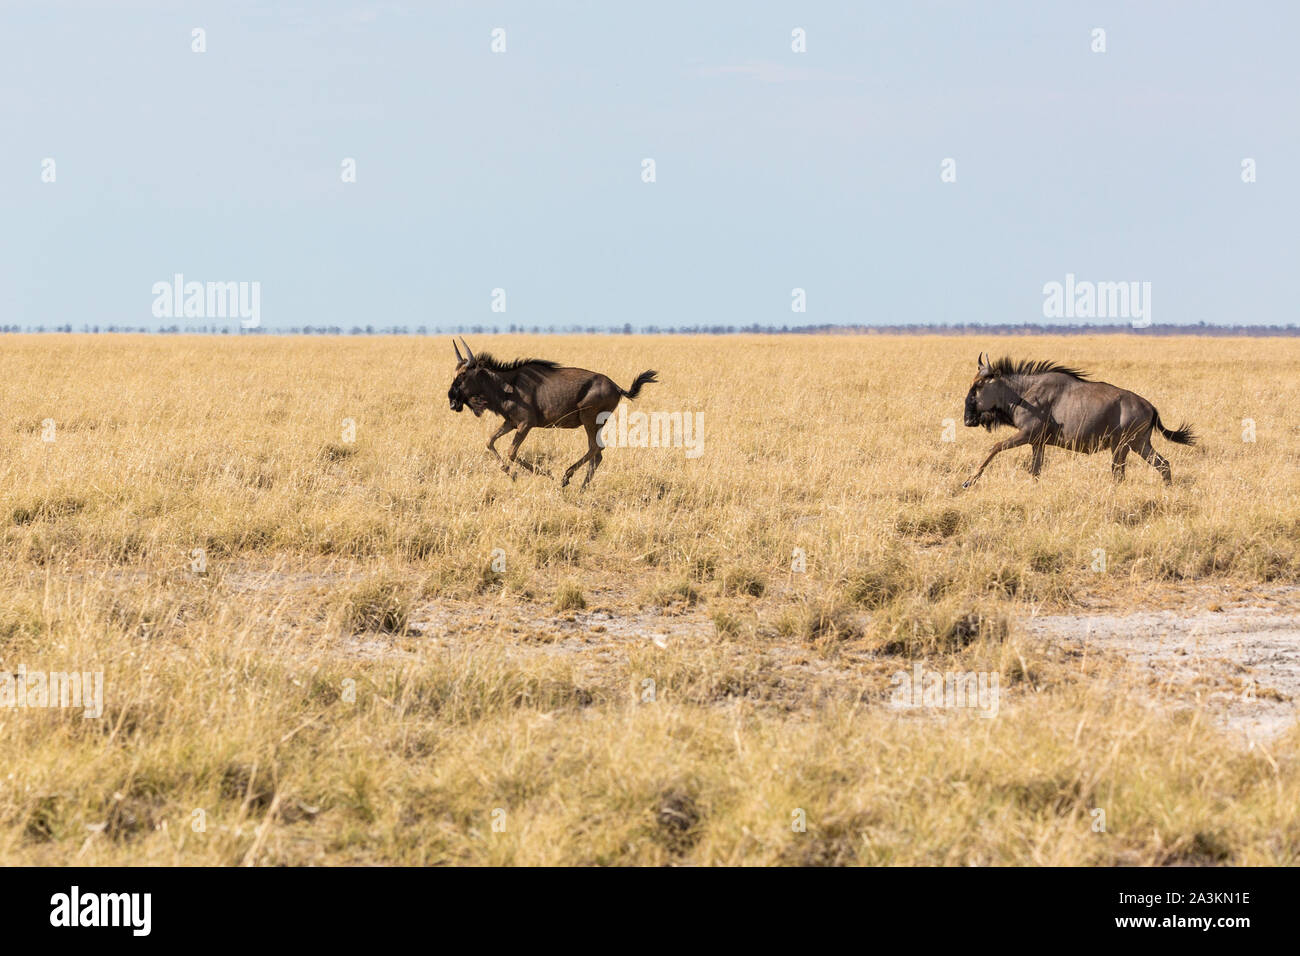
[3,322,1298,337]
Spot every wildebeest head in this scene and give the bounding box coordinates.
[963,352,1018,431]
[448,338,492,417]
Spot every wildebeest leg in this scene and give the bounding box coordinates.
[963,430,1033,488]
[512,457,551,477]
[505,427,552,477]
[503,424,535,478]
[560,431,595,488]
[579,421,603,489]
[1028,444,1045,477]
[1111,444,1129,482]
[1135,436,1172,484]
[486,421,515,470]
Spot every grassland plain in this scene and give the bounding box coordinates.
[0,333,1297,865]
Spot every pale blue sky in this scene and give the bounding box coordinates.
[2,1,1296,330]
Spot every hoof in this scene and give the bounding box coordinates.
[961,479,974,489]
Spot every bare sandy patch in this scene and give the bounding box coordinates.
[1023,587,1300,742]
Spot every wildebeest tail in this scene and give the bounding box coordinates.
[1154,411,1196,446]
[620,370,658,399]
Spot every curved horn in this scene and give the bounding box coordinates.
[978,351,989,369]
[452,338,464,362]
[460,337,475,363]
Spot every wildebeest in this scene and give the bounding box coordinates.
[448,338,658,488]
[961,353,1195,487]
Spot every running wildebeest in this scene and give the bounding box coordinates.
[961,353,1195,488]
[447,338,658,488]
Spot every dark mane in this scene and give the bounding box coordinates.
[475,352,560,373]
[988,357,1090,381]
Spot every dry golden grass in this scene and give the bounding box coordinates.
[0,333,1297,865]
